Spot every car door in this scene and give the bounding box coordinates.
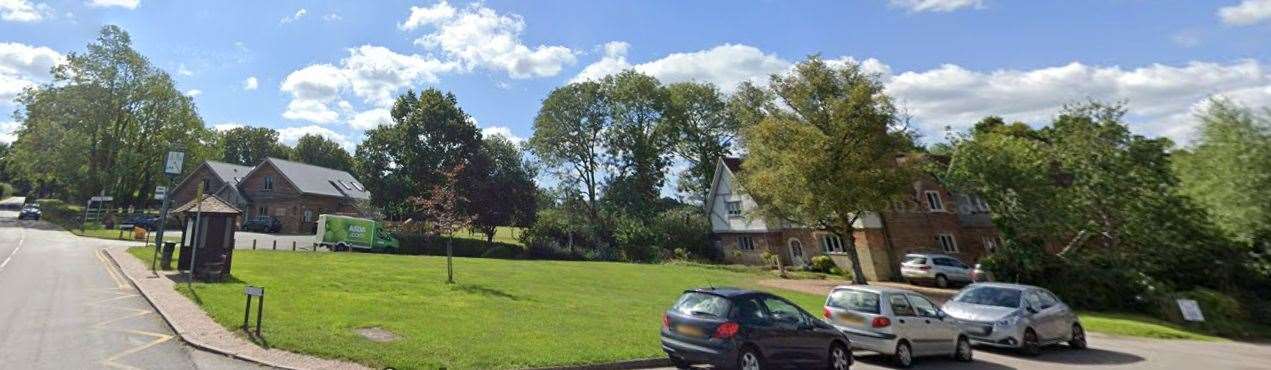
[733,297,787,363]
[1023,291,1058,340]
[938,258,971,282]
[886,293,922,353]
[1036,290,1069,339]
[761,296,817,368]
[907,294,958,355]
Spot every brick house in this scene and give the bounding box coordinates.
[170,158,371,234]
[706,156,1000,282]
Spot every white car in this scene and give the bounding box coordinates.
[900,253,973,288]
[942,283,1087,356]
[822,285,973,367]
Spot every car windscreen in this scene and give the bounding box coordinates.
[902,256,927,265]
[952,286,1022,308]
[671,292,732,318]
[826,289,881,314]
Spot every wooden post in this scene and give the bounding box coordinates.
[292,241,296,251]
[252,239,256,250]
[272,240,276,250]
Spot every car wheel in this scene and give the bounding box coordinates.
[738,346,764,370]
[1021,328,1041,356]
[935,275,949,288]
[893,341,913,368]
[954,335,973,362]
[669,356,691,370]
[1069,323,1087,349]
[828,342,851,370]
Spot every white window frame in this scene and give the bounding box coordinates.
[820,233,846,254]
[725,201,743,217]
[264,176,275,191]
[925,191,944,212]
[737,236,756,251]
[974,195,990,212]
[937,233,958,253]
[983,236,997,253]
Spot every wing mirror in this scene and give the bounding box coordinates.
[1025,306,1039,314]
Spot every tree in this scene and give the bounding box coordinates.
[601,70,672,217]
[527,81,608,221]
[6,26,217,207]
[220,126,292,166]
[1174,99,1271,245]
[739,56,916,284]
[409,164,474,284]
[293,133,354,172]
[471,135,538,242]
[355,89,487,220]
[665,81,740,202]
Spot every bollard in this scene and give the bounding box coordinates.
[272,240,277,250]
[252,239,256,250]
[292,241,296,251]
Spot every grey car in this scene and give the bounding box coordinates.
[823,285,972,367]
[940,283,1087,355]
[899,253,973,288]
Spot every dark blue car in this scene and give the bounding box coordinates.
[662,287,852,370]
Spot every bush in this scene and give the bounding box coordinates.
[1154,288,1264,338]
[396,234,521,258]
[612,215,659,262]
[652,207,715,261]
[479,245,522,259]
[809,255,837,274]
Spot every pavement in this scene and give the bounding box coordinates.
[0,207,268,369]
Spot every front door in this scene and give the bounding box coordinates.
[788,239,805,267]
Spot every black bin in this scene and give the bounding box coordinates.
[178,244,192,270]
[160,242,176,269]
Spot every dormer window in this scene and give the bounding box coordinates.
[264,176,274,191]
[725,201,742,217]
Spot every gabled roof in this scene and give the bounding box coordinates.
[722,157,743,174]
[205,161,254,187]
[255,157,371,200]
[172,194,240,214]
[704,157,744,213]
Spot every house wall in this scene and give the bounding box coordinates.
[709,169,771,233]
[239,163,359,234]
[170,165,224,209]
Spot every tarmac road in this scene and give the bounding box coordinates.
[0,207,267,369]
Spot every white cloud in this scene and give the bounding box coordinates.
[86,0,138,9]
[323,13,342,22]
[280,46,456,125]
[243,76,258,91]
[177,63,193,76]
[402,1,576,78]
[211,122,244,131]
[1,0,49,22]
[277,124,353,150]
[0,121,20,143]
[349,108,392,130]
[571,43,789,92]
[184,89,201,97]
[887,0,983,12]
[481,126,523,144]
[280,8,306,24]
[1219,0,1271,26]
[0,42,64,101]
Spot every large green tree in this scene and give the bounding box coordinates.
[601,70,672,217]
[1174,99,1271,245]
[220,126,292,166]
[527,81,608,220]
[739,56,917,284]
[471,135,539,242]
[292,133,354,172]
[665,81,740,202]
[355,89,488,220]
[7,26,216,207]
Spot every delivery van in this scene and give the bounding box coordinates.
[315,214,400,253]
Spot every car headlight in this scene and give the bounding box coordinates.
[994,316,1018,327]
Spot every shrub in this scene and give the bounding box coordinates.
[479,245,522,259]
[612,215,659,262]
[652,206,715,261]
[809,255,837,274]
[395,234,520,258]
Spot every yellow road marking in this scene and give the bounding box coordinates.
[89,249,176,369]
[95,249,129,289]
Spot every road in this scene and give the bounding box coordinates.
[0,207,267,369]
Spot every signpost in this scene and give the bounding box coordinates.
[243,286,265,337]
[152,150,183,273]
[1177,299,1205,322]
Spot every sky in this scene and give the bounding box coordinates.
[2,0,1271,151]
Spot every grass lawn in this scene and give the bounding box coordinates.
[451,226,524,246]
[1078,311,1223,341]
[126,247,825,370]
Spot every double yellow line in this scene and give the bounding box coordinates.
[95,249,130,289]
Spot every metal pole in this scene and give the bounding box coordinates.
[243,295,252,330]
[151,174,175,273]
[255,294,264,337]
[188,195,203,289]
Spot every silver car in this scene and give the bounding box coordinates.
[900,253,973,288]
[823,285,973,367]
[941,283,1087,355]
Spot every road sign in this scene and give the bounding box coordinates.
[89,196,114,202]
[154,186,167,200]
[164,151,185,175]
[1177,299,1205,322]
[245,286,264,297]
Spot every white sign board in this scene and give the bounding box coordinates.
[89,196,113,202]
[154,186,167,200]
[164,151,185,175]
[245,286,264,297]
[1177,299,1205,322]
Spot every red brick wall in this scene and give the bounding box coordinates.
[170,165,224,209]
[239,163,360,234]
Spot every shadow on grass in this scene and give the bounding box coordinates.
[452,283,525,301]
[162,273,249,306]
[243,329,271,349]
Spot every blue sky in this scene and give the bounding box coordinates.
[2,0,1271,150]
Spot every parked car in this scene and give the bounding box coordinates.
[17,204,41,220]
[941,283,1086,356]
[971,263,994,282]
[119,214,160,231]
[241,216,282,233]
[662,287,852,370]
[900,253,973,288]
[823,285,972,367]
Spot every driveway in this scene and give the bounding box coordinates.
[0,206,267,369]
[153,229,321,251]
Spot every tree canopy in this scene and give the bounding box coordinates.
[293,133,354,173]
[220,126,293,166]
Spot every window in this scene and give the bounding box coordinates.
[953,286,1023,308]
[1024,292,1043,310]
[974,195,990,212]
[725,201,742,217]
[820,233,845,254]
[257,206,267,216]
[263,176,274,191]
[889,295,916,316]
[340,180,353,190]
[304,209,313,222]
[827,289,880,314]
[737,236,756,251]
[733,298,769,325]
[907,295,940,318]
[762,297,806,326]
[201,178,212,193]
[937,233,958,253]
[672,292,732,318]
[1037,290,1059,309]
[925,191,944,211]
[983,237,998,253]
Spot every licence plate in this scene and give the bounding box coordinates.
[675,324,705,337]
[835,311,866,325]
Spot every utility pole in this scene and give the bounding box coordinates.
[152,150,184,274]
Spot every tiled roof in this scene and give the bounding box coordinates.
[172,195,241,214]
[264,158,371,200]
[205,161,253,187]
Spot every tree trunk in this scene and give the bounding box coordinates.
[835,217,868,285]
[446,236,454,284]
